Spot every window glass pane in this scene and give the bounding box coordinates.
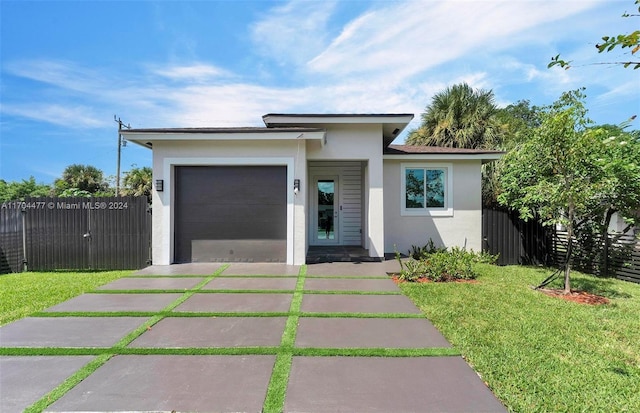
[405,168,425,208]
[425,169,445,207]
[317,180,335,240]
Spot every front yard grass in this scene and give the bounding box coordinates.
[0,270,130,326]
[400,264,640,412]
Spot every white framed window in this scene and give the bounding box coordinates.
[401,163,453,216]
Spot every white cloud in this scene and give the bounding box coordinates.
[250,0,338,66]
[306,0,601,82]
[152,64,233,82]
[1,104,107,128]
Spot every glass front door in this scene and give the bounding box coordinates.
[314,177,338,244]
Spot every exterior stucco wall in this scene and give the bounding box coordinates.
[383,159,483,254]
[306,124,385,258]
[151,139,307,265]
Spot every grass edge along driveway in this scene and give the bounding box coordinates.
[401,263,640,413]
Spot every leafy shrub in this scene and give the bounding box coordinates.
[395,244,497,282]
[422,247,475,281]
[408,239,446,260]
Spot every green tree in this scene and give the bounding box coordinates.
[406,83,504,149]
[589,122,640,237]
[54,164,111,196]
[549,1,640,69]
[498,89,606,293]
[0,177,52,202]
[483,100,542,205]
[121,166,152,199]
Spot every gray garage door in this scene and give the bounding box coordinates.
[174,166,287,263]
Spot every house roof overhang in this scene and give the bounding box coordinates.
[121,127,327,149]
[384,144,504,163]
[262,113,414,147]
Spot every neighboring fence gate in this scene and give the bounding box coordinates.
[0,197,151,274]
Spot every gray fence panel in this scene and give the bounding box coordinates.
[0,197,151,273]
[0,208,24,274]
[482,207,553,266]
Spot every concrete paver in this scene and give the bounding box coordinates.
[301,293,422,314]
[304,277,400,291]
[306,260,399,276]
[0,356,95,413]
[174,292,293,312]
[285,356,506,413]
[203,276,297,290]
[0,317,147,348]
[47,355,276,412]
[44,293,182,312]
[132,263,223,276]
[97,277,204,290]
[222,263,300,275]
[295,317,451,348]
[129,317,287,347]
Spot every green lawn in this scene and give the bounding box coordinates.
[0,270,130,325]
[401,264,640,413]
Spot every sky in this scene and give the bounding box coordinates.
[1,0,639,184]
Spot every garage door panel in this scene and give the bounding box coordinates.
[175,166,287,263]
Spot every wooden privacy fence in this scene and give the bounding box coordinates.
[483,207,639,283]
[553,231,640,284]
[0,197,151,274]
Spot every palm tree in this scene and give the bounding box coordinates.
[121,166,152,198]
[406,83,503,149]
[55,164,109,195]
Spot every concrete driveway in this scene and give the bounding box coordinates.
[0,262,506,412]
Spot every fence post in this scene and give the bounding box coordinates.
[21,207,28,272]
[603,233,609,277]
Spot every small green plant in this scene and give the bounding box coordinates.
[408,239,446,260]
[398,259,428,282]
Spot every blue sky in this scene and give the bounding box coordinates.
[1,0,638,184]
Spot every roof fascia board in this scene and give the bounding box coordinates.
[122,130,326,142]
[263,114,414,126]
[384,153,503,162]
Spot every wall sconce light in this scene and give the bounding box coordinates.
[155,179,164,192]
[293,179,300,195]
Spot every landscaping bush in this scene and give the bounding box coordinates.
[396,244,497,282]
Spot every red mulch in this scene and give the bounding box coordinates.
[390,275,479,285]
[538,288,610,305]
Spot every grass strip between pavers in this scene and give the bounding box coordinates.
[24,353,113,413]
[262,265,306,413]
[90,289,297,294]
[0,346,458,357]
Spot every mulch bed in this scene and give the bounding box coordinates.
[390,275,479,285]
[537,288,610,305]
